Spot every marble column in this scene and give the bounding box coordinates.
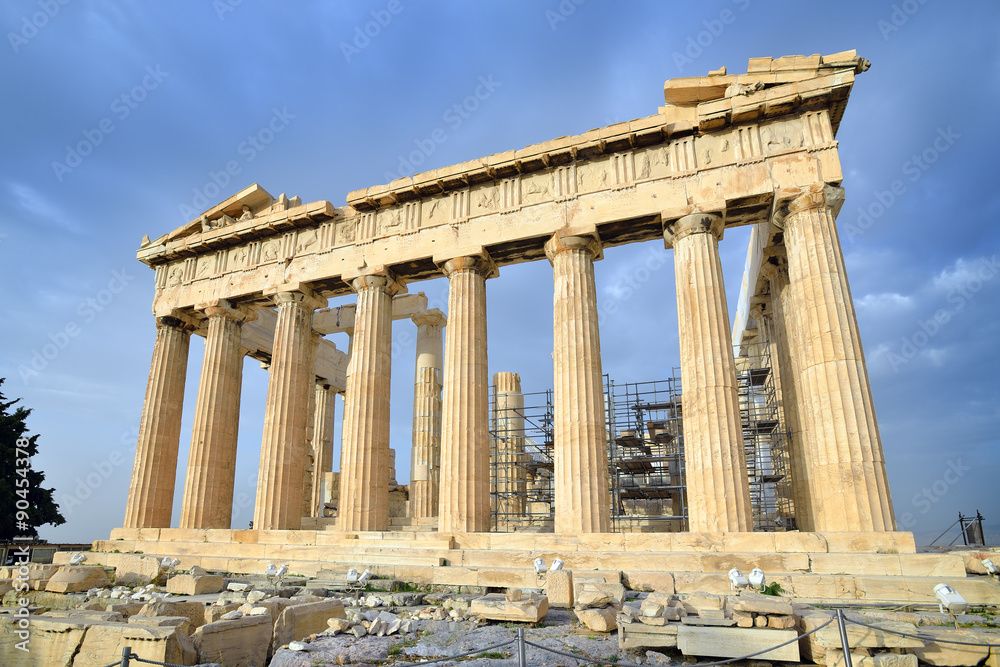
[491,371,527,526]
[545,233,611,534]
[778,185,895,531]
[338,273,400,531]
[409,310,445,518]
[762,260,815,531]
[179,301,253,529]
[311,382,337,518]
[438,253,495,533]
[254,284,326,531]
[124,316,193,529]
[665,212,753,532]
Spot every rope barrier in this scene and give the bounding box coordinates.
[843,615,1000,648]
[396,637,518,665]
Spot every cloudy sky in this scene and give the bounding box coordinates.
[2,1,997,546]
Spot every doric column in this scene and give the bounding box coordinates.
[491,371,527,528]
[254,284,327,531]
[124,316,193,529]
[409,310,445,518]
[179,301,254,529]
[437,253,496,533]
[545,232,611,534]
[777,185,895,531]
[665,212,753,532]
[761,260,815,530]
[311,382,337,518]
[337,272,401,531]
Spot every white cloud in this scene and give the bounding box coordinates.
[7,182,83,234]
[857,292,913,310]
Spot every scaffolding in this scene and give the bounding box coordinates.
[736,340,795,531]
[489,387,555,531]
[487,355,795,532]
[605,373,688,532]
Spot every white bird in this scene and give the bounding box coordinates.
[265,563,278,577]
[275,564,289,579]
[549,559,564,571]
[69,553,87,565]
[749,568,766,588]
[728,568,748,591]
[533,558,546,575]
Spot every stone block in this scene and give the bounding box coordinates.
[576,589,614,609]
[74,622,196,667]
[272,599,346,650]
[166,573,224,595]
[0,616,86,667]
[114,555,163,586]
[469,593,548,622]
[909,626,995,666]
[575,582,626,605]
[193,614,273,667]
[681,591,722,616]
[618,622,678,650]
[45,566,111,593]
[203,603,242,623]
[623,571,675,593]
[42,610,124,623]
[677,625,799,662]
[768,614,795,629]
[728,591,793,615]
[545,569,573,608]
[128,614,191,635]
[798,610,922,660]
[137,600,207,629]
[577,607,617,633]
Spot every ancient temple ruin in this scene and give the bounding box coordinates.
[88,52,995,605]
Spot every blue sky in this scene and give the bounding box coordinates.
[1,1,997,546]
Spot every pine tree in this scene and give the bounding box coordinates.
[0,378,65,541]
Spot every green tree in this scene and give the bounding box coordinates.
[0,378,65,541]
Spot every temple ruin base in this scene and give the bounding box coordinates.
[67,529,1000,606]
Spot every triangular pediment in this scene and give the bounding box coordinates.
[164,183,277,243]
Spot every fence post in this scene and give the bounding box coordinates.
[836,609,854,667]
[517,627,526,667]
[120,645,132,666]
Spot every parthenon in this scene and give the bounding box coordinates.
[102,52,936,591]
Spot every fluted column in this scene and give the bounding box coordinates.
[338,273,400,531]
[545,233,610,534]
[777,185,895,531]
[762,261,815,530]
[437,253,496,533]
[311,382,336,518]
[180,301,253,529]
[124,316,193,528]
[254,284,327,531]
[492,371,527,527]
[665,213,753,532]
[409,310,445,518]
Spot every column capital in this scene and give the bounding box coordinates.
[196,299,257,324]
[264,282,328,310]
[411,308,447,328]
[663,212,724,248]
[155,315,197,332]
[439,252,498,279]
[346,270,405,297]
[544,231,603,264]
[773,184,845,227]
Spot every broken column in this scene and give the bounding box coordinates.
[253,284,326,531]
[546,232,611,533]
[124,316,193,529]
[338,271,401,531]
[777,185,895,531]
[311,382,337,518]
[180,301,254,529]
[665,212,753,532]
[491,371,527,526]
[437,252,496,533]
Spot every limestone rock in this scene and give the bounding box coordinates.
[114,555,163,587]
[768,614,795,629]
[247,590,267,603]
[734,610,754,628]
[909,626,993,666]
[192,614,273,667]
[127,614,190,635]
[45,565,111,593]
[77,621,196,667]
[0,616,86,667]
[227,582,252,592]
[577,607,618,633]
[469,593,548,622]
[166,573,224,596]
[682,592,722,616]
[576,589,614,609]
[219,610,243,620]
[546,569,574,608]
[645,650,673,666]
[272,599,347,651]
[729,591,793,616]
[327,617,351,634]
